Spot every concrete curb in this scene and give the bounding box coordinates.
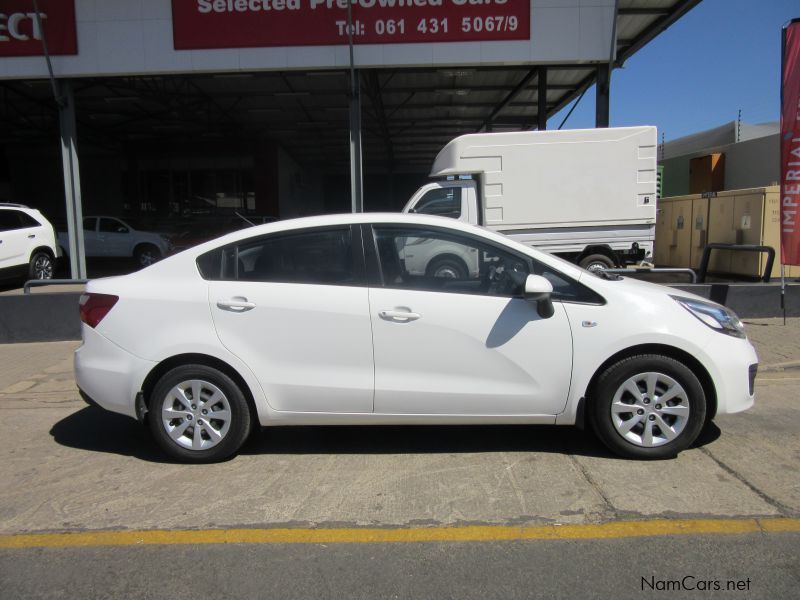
[760,362,800,373]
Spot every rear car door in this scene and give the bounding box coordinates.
[201,225,374,413]
[0,210,38,270]
[82,217,100,256]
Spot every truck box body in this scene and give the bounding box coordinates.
[404,127,658,265]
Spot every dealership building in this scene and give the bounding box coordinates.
[0,0,697,275]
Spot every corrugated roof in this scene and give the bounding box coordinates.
[0,1,702,172]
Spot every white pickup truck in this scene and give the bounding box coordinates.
[402,126,657,272]
[58,216,172,268]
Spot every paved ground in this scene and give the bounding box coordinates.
[2,532,798,599]
[0,318,798,597]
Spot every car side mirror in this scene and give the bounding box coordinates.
[524,274,554,318]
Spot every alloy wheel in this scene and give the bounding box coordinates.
[610,372,690,447]
[33,254,53,279]
[161,379,232,451]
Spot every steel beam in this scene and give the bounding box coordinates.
[58,81,87,279]
[595,64,610,128]
[349,70,364,213]
[537,68,547,130]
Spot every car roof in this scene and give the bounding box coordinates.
[187,212,575,274]
[215,212,485,238]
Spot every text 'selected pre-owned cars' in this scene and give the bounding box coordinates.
[75,214,758,462]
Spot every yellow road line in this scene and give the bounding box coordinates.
[0,518,798,550]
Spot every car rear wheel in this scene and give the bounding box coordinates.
[148,365,252,463]
[28,250,54,280]
[134,244,161,268]
[590,354,706,459]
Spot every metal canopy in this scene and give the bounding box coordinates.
[0,0,700,173]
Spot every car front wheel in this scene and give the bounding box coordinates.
[148,365,252,463]
[590,354,706,459]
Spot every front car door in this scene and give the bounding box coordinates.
[200,225,374,413]
[366,224,576,416]
[98,218,131,257]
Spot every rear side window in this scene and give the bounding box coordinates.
[0,210,40,231]
[197,227,356,286]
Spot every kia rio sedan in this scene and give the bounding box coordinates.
[75,214,758,462]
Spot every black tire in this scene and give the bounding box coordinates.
[425,256,468,279]
[134,244,161,268]
[578,253,615,272]
[589,354,706,459]
[148,364,252,463]
[28,250,55,280]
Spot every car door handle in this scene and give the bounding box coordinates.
[379,309,421,322]
[216,299,256,312]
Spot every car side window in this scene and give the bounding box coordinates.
[412,188,462,219]
[530,259,605,305]
[0,211,19,232]
[100,218,127,233]
[17,212,41,228]
[197,227,355,286]
[371,226,528,297]
[83,218,97,231]
[0,210,38,231]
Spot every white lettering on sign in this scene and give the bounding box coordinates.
[195,0,511,11]
[197,0,301,12]
[785,136,800,233]
[0,12,47,42]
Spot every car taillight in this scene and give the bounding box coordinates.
[79,293,119,328]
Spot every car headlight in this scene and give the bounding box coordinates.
[670,295,746,338]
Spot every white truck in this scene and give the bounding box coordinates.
[402,126,657,272]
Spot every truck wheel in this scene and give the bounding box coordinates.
[426,256,468,279]
[134,244,161,268]
[579,254,615,272]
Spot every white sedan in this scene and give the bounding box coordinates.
[75,213,758,462]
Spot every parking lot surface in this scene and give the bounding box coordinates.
[0,318,798,597]
[1,317,798,532]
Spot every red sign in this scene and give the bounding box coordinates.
[781,19,800,266]
[0,0,77,57]
[172,0,530,50]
